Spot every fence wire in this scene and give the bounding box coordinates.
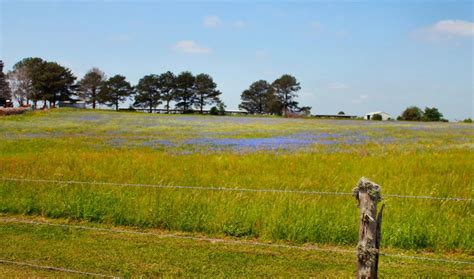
[0,177,472,201]
[1,218,473,266]
[0,259,116,278]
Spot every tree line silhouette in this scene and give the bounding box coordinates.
[1,57,310,116]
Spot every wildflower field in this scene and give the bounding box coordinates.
[0,109,473,276]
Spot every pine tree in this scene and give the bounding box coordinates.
[175,71,195,112]
[100,75,133,111]
[134,74,161,113]
[272,74,301,117]
[194,73,221,113]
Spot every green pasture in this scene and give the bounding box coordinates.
[0,109,473,253]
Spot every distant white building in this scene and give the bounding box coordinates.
[365,111,392,121]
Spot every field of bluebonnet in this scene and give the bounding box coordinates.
[0,109,473,254]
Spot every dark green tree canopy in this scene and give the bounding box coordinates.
[400,106,423,121]
[372,113,383,121]
[175,71,196,112]
[423,107,443,121]
[78,68,106,109]
[159,71,176,113]
[272,74,301,116]
[35,61,76,106]
[134,74,162,113]
[0,60,12,105]
[100,75,133,111]
[9,58,76,108]
[194,73,221,113]
[239,80,271,114]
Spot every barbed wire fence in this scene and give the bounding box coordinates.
[0,177,471,201]
[0,176,472,277]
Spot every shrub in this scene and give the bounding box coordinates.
[0,107,27,116]
[463,118,472,123]
[400,106,423,121]
[209,106,219,115]
[423,107,443,121]
[372,114,382,121]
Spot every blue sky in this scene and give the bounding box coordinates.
[1,1,472,119]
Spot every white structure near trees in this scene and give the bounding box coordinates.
[365,111,392,120]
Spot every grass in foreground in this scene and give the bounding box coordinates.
[1,215,473,277]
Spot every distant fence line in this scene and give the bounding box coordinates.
[118,107,249,115]
[0,177,471,202]
[0,259,115,278]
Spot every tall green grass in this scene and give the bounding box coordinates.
[0,109,472,252]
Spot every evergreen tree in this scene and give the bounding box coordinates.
[175,71,195,112]
[158,71,176,113]
[100,75,133,111]
[239,80,271,114]
[35,61,76,108]
[194,73,221,113]
[0,60,12,106]
[134,74,161,113]
[272,74,301,117]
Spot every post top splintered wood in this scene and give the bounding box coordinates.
[352,177,382,202]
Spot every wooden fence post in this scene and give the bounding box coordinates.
[353,177,384,279]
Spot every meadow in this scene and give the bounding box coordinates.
[0,109,473,275]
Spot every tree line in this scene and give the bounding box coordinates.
[1,57,313,116]
[238,75,311,117]
[398,106,447,122]
[1,58,223,113]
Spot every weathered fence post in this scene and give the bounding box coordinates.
[353,177,384,279]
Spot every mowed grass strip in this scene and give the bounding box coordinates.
[1,216,473,277]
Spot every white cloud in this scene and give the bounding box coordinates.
[174,40,211,54]
[234,20,247,29]
[432,20,474,37]
[414,20,474,43]
[203,16,221,28]
[328,82,348,90]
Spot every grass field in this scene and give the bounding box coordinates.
[0,109,473,276]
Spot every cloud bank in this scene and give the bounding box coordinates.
[174,40,211,54]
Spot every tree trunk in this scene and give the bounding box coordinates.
[92,89,96,109]
[115,100,118,111]
[166,101,170,114]
[200,95,203,114]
